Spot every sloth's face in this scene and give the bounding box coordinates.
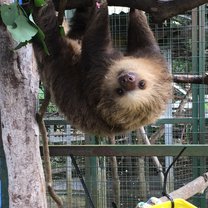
[102,57,164,104]
[98,57,172,129]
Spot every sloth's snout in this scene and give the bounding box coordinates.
[118,72,138,91]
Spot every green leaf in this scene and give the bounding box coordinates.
[0,3,18,26]
[29,14,50,55]
[36,29,50,55]
[7,15,38,43]
[34,0,47,7]
[59,25,65,37]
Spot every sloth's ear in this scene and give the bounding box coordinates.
[126,9,160,57]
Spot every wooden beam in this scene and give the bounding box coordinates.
[41,144,208,156]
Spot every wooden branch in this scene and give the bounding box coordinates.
[149,87,191,144]
[36,90,64,208]
[135,172,208,207]
[52,0,208,22]
[160,172,208,202]
[173,73,208,85]
[174,87,191,115]
[108,135,120,208]
[137,128,164,187]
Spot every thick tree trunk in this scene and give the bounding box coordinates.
[53,0,208,22]
[0,5,47,208]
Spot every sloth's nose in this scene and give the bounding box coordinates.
[118,72,138,91]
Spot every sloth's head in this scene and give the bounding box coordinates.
[97,57,172,133]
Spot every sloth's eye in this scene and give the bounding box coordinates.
[116,88,125,96]
[138,80,146,89]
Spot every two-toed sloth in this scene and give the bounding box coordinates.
[32,0,172,136]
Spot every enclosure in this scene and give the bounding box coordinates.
[0,3,208,208]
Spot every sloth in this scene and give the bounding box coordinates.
[32,0,172,136]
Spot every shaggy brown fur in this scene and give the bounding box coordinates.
[32,0,172,135]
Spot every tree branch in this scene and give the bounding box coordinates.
[159,172,208,202]
[173,73,208,85]
[52,0,208,22]
[149,86,191,145]
[135,172,208,207]
[36,90,63,208]
[108,135,120,208]
[137,127,164,187]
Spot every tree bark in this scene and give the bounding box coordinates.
[108,136,120,208]
[53,0,208,22]
[159,172,208,202]
[173,73,208,85]
[0,3,47,207]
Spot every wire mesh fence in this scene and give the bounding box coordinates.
[41,125,208,208]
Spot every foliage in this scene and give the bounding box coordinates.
[34,0,46,7]
[172,59,192,73]
[39,86,59,113]
[0,0,49,54]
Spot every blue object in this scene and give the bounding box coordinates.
[18,0,23,5]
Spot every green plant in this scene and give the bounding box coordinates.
[0,0,49,54]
